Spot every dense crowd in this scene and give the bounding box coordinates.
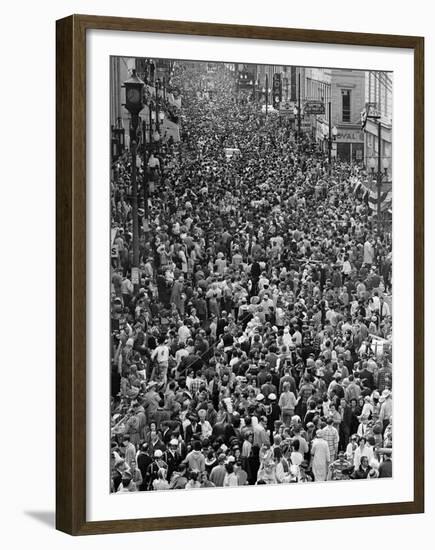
[110,63,393,493]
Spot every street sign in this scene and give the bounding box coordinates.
[362,102,380,128]
[304,100,325,115]
[360,108,368,129]
[279,101,294,116]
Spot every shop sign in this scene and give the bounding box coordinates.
[304,100,325,115]
[336,129,364,142]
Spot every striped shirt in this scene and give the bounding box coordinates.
[322,426,339,462]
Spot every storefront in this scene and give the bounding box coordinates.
[335,126,365,163]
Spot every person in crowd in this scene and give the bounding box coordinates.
[352,455,370,480]
[310,430,330,482]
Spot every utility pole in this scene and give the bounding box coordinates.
[265,73,269,117]
[155,81,160,134]
[123,69,144,295]
[328,101,332,166]
[130,136,140,294]
[149,101,153,145]
[377,120,382,239]
[297,72,301,139]
[142,119,149,232]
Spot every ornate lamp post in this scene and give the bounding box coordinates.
[325,99,338,167]
[155,110,165,148]
[123,69,144,293]
[297,72,302,138]
[155,78,161,134]
[253,78,259,102]
[262,74,271,116]
[149,101,156,145]
[293,105,303,141]
[322,123,329,155]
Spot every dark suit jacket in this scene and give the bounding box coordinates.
[359,369,375,391]
[184,422,202,443]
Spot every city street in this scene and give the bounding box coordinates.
[109,60,393,492]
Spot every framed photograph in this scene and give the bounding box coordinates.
[56,15,424,535]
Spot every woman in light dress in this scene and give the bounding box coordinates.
[311,430,330,481]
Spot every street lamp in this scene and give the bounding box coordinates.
[253,78,259,102]
[322,123,328,154]
[293,104,303,141]
[123,69,144,293]
[263,74,271,116]
[297,72,302,139]
[152,111,165,146]
[155,79,161,134]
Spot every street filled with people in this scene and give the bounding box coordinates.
[110,62,393,493]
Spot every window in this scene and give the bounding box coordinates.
[341,89,351,122]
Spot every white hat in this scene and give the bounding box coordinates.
[170,439,178,446]
[268,393,277,401]
[382,389,391,398]
[256,393,265,402]
[154,449,163,458]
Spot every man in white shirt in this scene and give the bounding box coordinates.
[148,152,160,170]
[177,322,191,344]
[197,409,213,440]
[353,436,374,470]
[151,338,170,385]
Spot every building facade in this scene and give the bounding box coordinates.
[305,68,331,144]
[364,71,393,173]
[110,56,135,130]
[305,68,366,163]
[330,69,366,162]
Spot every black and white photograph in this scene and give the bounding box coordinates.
[109,57,393,493]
